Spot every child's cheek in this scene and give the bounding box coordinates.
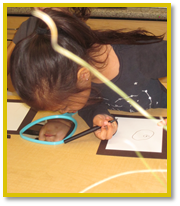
[54,132,64,141]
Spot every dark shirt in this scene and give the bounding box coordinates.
[78,41,167,127]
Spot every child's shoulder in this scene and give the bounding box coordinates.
[13,17,38,44]
[111,44,134,52]
[112,41,167,59]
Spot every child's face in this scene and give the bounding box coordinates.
[39,119,72,142]
[51,89,91,114]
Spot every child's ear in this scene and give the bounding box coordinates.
[77,68,91,87]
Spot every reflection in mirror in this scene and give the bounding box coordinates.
[23,118,75,142]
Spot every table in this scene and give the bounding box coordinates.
[5,95,168,197]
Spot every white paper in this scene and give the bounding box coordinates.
[106,117,163,153]
[7,102,30,131]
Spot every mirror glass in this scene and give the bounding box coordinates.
[22,118,75,142]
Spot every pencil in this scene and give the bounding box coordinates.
[64,119,117,144]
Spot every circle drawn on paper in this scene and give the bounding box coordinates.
[132,129,154,141]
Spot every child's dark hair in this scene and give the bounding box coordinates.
[70,7,91,20]
[10,8,165,111]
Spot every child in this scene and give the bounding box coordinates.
[10,8,167,141]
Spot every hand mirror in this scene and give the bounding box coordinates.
[20,113,77,145]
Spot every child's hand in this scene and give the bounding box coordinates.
[39,119,71,142]
[157,118,167,126]
[93,114,118,140]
